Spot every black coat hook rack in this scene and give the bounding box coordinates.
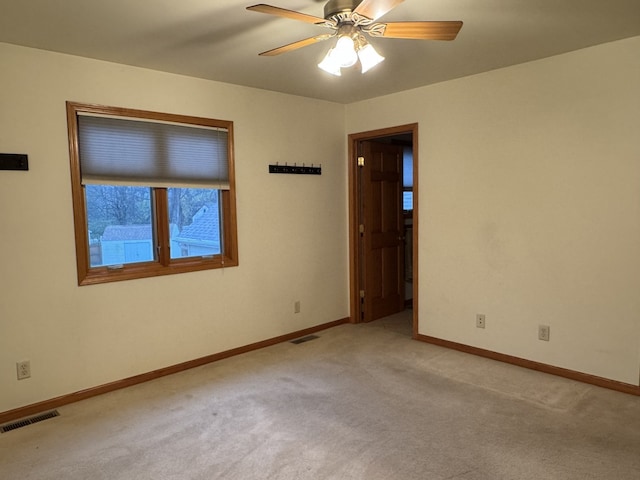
[269,162,321,175]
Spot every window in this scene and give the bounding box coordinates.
[67,102,238,285]
[402,191,413,211]
[402,146,413,213]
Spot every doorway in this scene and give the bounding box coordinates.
[348,124,418,337]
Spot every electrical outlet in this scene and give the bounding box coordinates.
[538,325,550,341]
[16,360,31,380]
[476,314,486,329]
[294,301,301,314]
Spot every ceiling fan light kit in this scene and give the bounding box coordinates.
[318,24,385,76]
[247,0,462,76]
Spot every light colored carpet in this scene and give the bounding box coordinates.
[1,312,639,479]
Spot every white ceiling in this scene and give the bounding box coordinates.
[1,0,639,104]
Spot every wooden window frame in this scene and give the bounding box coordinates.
[66,101,238,286]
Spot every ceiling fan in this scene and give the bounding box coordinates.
[247,0,463,76]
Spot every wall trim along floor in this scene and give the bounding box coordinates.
[417,334,640,396]
[0,318,349,425]
[5,319,636,425]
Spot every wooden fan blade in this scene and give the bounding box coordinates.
[381,21,463,40]
[247,4,327,25]
[353,0,405,20]
[259,34,333,56]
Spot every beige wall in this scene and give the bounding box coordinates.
[347,36,640,385]
[0,43,349,412]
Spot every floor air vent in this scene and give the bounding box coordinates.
[1,410,60,433]
[290,335,319,344]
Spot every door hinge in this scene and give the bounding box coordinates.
[359,290,365,299]
[357,156,365,167]
[359,224,365,235]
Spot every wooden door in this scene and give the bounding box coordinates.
[360,141,405,322]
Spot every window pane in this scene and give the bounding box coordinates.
[85,185,154,267]
[168,188,222,259]
[403,191,413,211]
[403,147,413,188]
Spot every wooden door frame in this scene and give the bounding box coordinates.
[348,123,419,337]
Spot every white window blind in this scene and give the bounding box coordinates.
[78,114,230,189]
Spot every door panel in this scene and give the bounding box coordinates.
[361,141,405,322]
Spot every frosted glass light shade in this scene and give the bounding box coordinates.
[333,36,358,68]
[358,44,385,73]
[318,49,342,76]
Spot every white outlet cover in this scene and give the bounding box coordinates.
[538,325,550,341]
[16,361,31,380]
